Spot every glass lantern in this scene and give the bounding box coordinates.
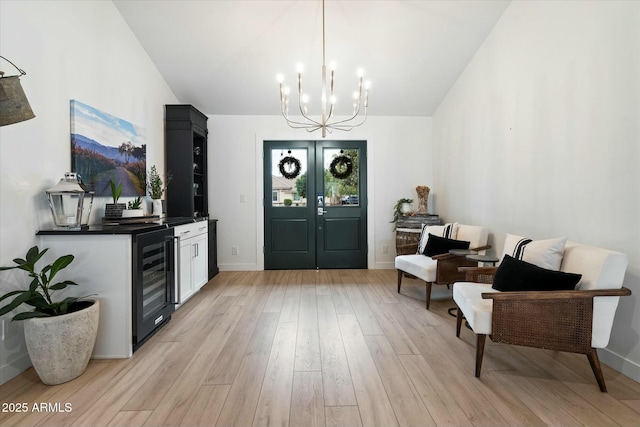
[46,172,94,230]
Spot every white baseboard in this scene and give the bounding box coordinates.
[220,263,396,271]
[218,263,259,271]
[0,353,31,385]
[373,261,395,270]
[600,347,640,383]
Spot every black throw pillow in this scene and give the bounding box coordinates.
[422,233,470,257]
[492,255,582,292]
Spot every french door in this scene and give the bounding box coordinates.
[264,140,367,269]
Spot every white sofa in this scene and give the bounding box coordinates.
[453,240,630,392]
[395,223,489,309]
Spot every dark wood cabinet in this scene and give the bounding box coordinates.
[165,105,208,218]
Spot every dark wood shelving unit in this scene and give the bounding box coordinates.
[165,105,208,218]
[165,104,217,279]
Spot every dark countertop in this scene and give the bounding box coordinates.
[37,217,211,236]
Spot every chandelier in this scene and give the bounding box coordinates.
[277,0,370,138]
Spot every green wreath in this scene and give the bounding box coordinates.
[278,155,301,179]
[329,155,353,179]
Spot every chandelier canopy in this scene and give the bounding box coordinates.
[277,0,370,138]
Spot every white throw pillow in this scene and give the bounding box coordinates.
[417,222,459,253]
[501,233,567,270]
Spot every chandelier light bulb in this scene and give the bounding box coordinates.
[277,0,369,137]
[365,81,371,89]
[277,74,284,83]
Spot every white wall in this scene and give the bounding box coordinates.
[0,0,178,384]
[433,1,640,381]
[208,115,433,271]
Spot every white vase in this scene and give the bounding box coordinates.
[24,300,99,385]
[152,199,164,218]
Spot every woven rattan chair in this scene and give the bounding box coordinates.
[395,224,490,309]
[453,242,631,392]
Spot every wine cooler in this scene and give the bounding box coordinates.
[132,227,176,349]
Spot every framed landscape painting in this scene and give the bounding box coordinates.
[70,99,146,197]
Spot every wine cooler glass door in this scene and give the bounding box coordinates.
[133,228,175,349]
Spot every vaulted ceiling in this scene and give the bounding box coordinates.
[114,0,510,116]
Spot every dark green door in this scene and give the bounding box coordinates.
[264,140,367,269]
[264,141,316,269]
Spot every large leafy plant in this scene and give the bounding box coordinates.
[110,177,123,203]
[0,246,82,320]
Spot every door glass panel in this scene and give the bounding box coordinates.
[271,148,307,207]
[323,148,359,206]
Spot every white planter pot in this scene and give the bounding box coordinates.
[24,300,99,385]
[152,199,165,218]
[122,209,143,218]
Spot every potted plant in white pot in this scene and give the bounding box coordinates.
[0,246,99,385]
[148,165,171,218]
[122,196,144,218]
[391,198,413,230]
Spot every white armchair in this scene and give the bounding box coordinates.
[453,240,631,392]
[395,223,489,309]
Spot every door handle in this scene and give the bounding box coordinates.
[317,208,328,216]
[173,236,181,305]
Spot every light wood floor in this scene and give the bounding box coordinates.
[1,270,640,427]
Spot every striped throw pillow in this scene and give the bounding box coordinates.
[417,222,459,254]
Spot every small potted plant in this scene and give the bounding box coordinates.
[122,196,144,218]
[0,246,99,385]
[104,177,125,218]
[148,165,171,218]
[391,198,414,230]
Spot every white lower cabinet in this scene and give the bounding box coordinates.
[178,237,195,303]
[174,222,209,306]
[39,234,134,358]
